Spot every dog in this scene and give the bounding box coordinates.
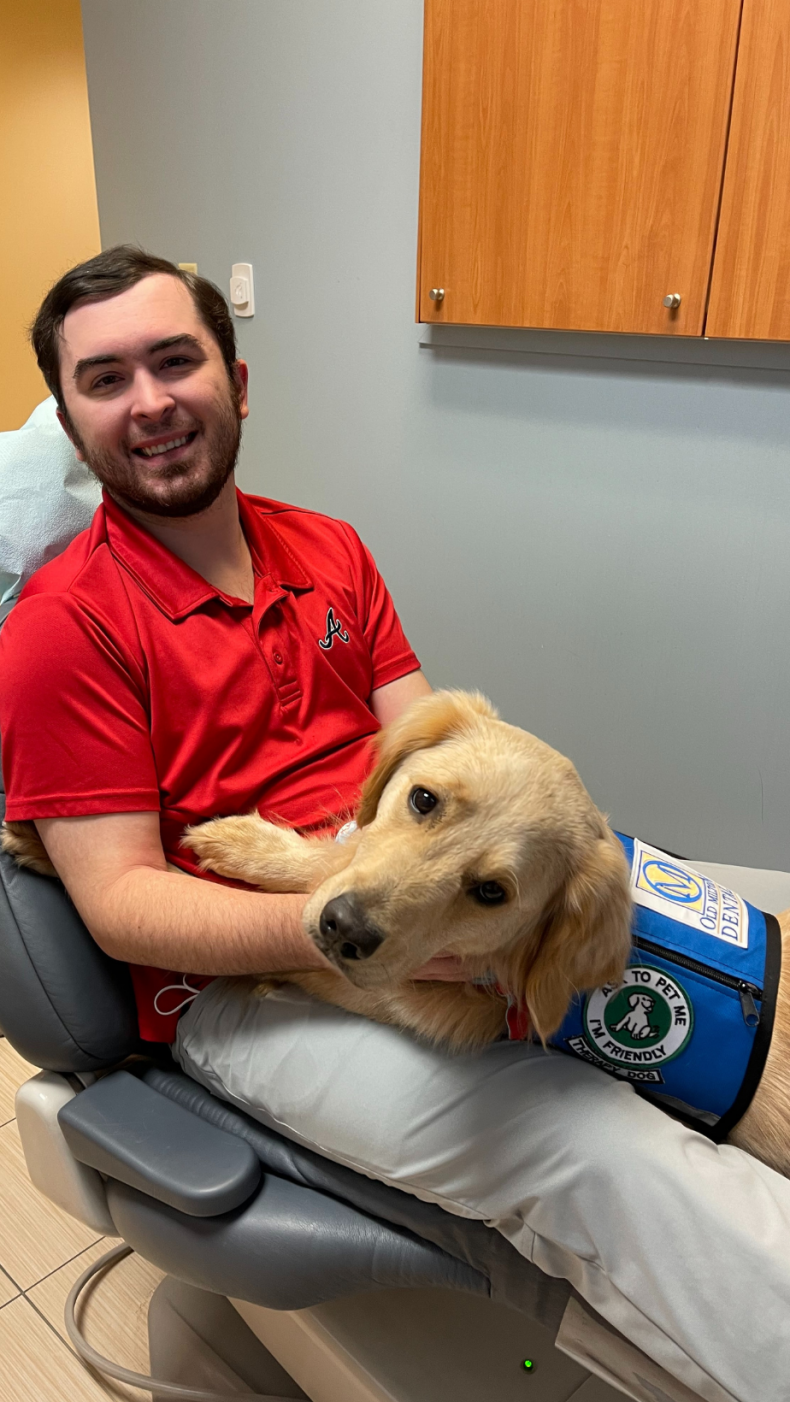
[5,689,789,1175]
[181,689,634,1051]
[182,688,790,1178]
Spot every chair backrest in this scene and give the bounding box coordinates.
[0,603,139,1069]
[0,409,132,1070]
[0,794,140,1071]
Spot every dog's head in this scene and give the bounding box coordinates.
[304,690,633,1040]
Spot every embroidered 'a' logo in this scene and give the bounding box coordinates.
[318,607,350,650]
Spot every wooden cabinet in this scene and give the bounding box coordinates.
[706,0,790,340]
[417,0,790,340]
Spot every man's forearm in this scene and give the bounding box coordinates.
[89,864,324,973]
[91,865,326,974]
[34,811,331,975]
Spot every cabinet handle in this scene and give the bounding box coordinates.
[663,293,682,309]
[429,288,445,303]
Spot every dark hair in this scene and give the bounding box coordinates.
[31,245,238,408]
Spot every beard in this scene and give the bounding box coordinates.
[66,381,243,519]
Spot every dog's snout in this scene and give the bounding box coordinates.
[319,894,385,962]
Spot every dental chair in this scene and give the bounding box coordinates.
[3,752,729,1402]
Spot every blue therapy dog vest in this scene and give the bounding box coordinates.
[551,835,782,1139]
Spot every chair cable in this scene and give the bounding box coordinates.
[64,1242,295,1401]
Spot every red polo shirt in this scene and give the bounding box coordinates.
[0,489,419,1041]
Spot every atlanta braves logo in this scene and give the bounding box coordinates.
[318,606,350,650]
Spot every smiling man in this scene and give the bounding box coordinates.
[2,247,790,1402]
[0,245,433,1037]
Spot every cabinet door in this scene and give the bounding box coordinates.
[418,0,742,334]
[706,0,790,340]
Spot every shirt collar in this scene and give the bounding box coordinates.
[103,488,313,621]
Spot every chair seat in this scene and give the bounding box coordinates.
[141,1064,571,1329]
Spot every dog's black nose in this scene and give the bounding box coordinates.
[319,894,384,961]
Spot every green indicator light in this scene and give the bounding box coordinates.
[521,1358,534,1371]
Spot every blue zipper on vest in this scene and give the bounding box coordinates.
[633,936,762,1028]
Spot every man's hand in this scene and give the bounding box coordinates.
[411,954,480,981]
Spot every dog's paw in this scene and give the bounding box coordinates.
[253,977,285,999]
[183,813,337,891]
[184,814,289,885]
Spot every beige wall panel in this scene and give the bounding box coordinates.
[418,0,742,335]
[0,0,100,429]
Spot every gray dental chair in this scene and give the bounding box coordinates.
[0,770,690,1402]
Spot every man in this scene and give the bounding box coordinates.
[2,246,440,1041]
[2,248,789,1402]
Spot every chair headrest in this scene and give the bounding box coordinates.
[0,396,101,604]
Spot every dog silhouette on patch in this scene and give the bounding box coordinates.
[612,991,660,1041]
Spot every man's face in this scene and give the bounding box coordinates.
[57,273,249,517]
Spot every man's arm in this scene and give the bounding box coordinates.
[34,674,431,974]
[35,810,328,975]
[36,668,466,980]
[370,668,432,726]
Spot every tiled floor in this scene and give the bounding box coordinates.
[0,1035,165,1401]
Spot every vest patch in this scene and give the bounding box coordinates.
[563,1036,665,1084]
[632,838,748,948]
[582,965,694,1071]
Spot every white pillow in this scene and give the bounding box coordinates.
[0,397,102,603]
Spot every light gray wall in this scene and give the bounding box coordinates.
[81,0,790,868]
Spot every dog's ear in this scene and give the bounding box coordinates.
[523,828,632,1042]
[357,690,498,827]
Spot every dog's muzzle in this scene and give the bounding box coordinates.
[318,893,385,964]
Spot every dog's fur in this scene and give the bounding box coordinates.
[5,688,790,1175]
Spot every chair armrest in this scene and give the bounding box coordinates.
[58,1070,262,1217]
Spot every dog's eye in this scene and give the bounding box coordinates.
[410,787,438,816]
[471,881,507,906]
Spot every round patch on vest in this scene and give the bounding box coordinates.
[582,965,694,1070]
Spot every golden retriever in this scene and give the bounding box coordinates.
[5,688,789,1174]
[184,687,790,1178]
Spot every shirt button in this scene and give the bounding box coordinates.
[273,651,283,665]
